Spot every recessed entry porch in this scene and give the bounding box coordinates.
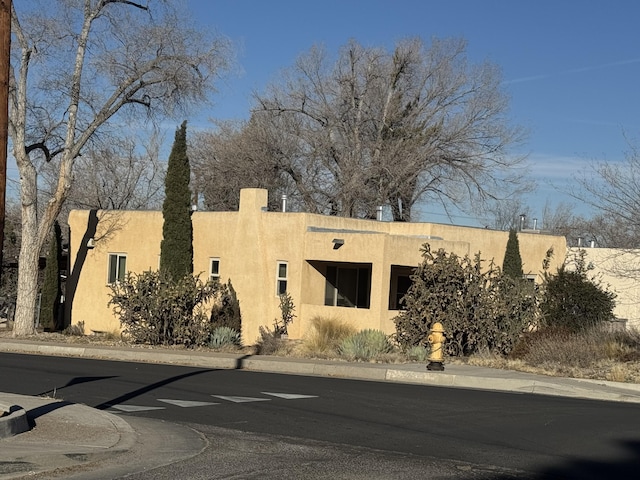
[304,261,416,311]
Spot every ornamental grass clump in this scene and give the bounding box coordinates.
[405,345,430,362]
[338,329,394,361]
[302,316,357,357]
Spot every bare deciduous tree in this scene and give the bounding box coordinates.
[42,128,166,212]
[8,0,232,336]
[244,38,526,220]
[190,119,290,212]
[484,197,532,231]
[570,139,640,249]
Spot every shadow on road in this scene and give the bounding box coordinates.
[94,368,215,410]
[35,375,118,398]
[482,438,640,480]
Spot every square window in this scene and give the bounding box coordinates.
[324,264,371,309]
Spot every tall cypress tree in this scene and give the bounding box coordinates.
[502,229,524,279]
[160,121,194,281]
[39,222,62,331]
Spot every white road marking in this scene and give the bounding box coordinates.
[110,404,166,412]
[212,395,272,403]
[262,392,318,400]
[157,399,220,407]
[108,392,318,413]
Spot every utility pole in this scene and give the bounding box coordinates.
[0,0,10,283]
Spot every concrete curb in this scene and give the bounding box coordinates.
[0,402,30,439]
[1,339,640,404]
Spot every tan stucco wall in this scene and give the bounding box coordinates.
[67,188,567,343]
[67,210,165,333]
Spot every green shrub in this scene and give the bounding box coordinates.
[338,329,393,361]
[39,222,63,331]
[394,244,538,357]
[502,229,524,280]
[108,270,218,347]
[209,326,241,349]
[540,249,616,333]
[210,280,242,334]
[159,121,194,281]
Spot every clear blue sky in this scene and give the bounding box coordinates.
[186,0,640,225]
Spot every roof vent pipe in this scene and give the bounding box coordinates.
[533,218,537,230]
[376,206,383,221]
[281,194,287,213]
[590,240,596,248]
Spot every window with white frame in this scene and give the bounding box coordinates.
[210,258,220,281]
[276,261,288,295]
[107,253,127,284]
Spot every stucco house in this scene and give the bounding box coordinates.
[65,188,567,343]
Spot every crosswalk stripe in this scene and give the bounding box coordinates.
[262,392,318,400]
[212,395,271,403]
[110,404,166,412]
[157,399,219,407]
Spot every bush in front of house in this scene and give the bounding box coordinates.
[255,325,290,355]
[539,249,616,333]
[108,270,218,347]
[210,280,242,334]
[301,316,357,357]
[394,244,538,357]
[338,329,394,361]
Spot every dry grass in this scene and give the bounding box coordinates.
[453,327,640,383]
[296,316,357,358]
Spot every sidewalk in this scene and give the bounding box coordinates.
[1,338,640,479]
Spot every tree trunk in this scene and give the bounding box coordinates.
[12,197,40,335]
[12,235,39,335]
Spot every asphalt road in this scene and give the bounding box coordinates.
[2,352,640,479]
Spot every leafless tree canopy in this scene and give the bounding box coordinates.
[41,129,166,212]
[190,119,290,212]
[482,196,532,231]
[569,138,640,249]
[8,0,233,335]
[203,38,526,221]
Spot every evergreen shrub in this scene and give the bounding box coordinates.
[540,249,616,333]
[210,280,242,334]
[39,222,63,331]
[394,244,537,357]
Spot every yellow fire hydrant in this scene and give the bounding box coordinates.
[427,322,445,371]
